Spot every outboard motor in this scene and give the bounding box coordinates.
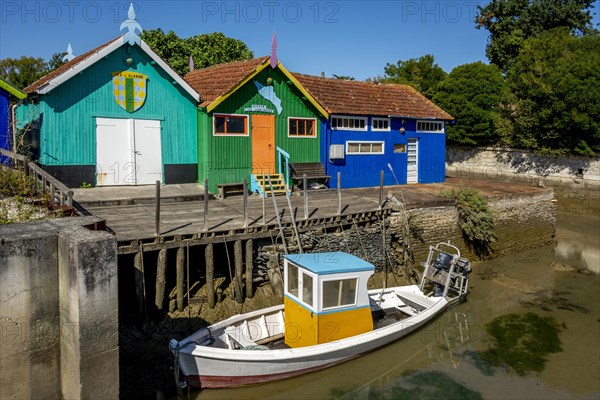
[433,252,453,272]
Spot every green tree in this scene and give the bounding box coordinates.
[433,62,506,146]
[0,57,48,89]
[376,54,447,98]
[476,0,598,71]
[332,74,355,80]
[141,29,253,76]
[503,28,600,155]
[47,52,67,71]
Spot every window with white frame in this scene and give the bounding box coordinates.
[416,120,444,133]
[322,278,358,309]
[372,117,390,131]
[331,116,367,131]
[346,141,384,155]
[288,117,316,137]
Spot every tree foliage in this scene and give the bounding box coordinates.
[0,52,71,90]
[476,0,598,71]
[500,28,600,155]
[332,74,355,80]
[0,57,48,89]
[433,62,506,146]
[141,29,253,76]
[375,54,447,98]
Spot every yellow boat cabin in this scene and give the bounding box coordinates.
[283,252,375,348]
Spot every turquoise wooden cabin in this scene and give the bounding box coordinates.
[17,36,200,187]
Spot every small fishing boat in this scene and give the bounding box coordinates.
[169,242,471,389]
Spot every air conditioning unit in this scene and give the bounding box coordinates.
[329,144,345,160]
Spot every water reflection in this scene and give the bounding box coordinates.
[555,212,600,273]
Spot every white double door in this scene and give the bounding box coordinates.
[96,117,162,186]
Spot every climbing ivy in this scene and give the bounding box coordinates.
[440,188,496,257]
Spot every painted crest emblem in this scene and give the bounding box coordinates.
[112,71,147,112]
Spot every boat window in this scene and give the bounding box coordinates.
[302,272,313,306]
[322,278,358,309]
[287,263,298,297]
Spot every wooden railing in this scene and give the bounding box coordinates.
[0,148,74,207]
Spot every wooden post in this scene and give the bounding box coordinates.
[176,246,185,311]
[379,170,384,210]
[337,172,342,215]
[155,249,167,310]
[203,178,209,232]
[67,190,74,207]
[133,250,146,318]
[155,180,161,236]
[234,240,244,303]
[262,192,266,225]
[267,253,284,299]
[50,182,55,204]
[243,178,248,228]
[205,244,215,308]
[245,239,254,298]
[303,174,308,220]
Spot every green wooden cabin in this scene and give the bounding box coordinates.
[17,36,200,187]
[184,57,328,194]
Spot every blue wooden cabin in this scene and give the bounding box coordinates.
[0,79,26,163]
[293,74,453,188]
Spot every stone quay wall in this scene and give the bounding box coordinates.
[0,217,119,400]
[446,146,600,199]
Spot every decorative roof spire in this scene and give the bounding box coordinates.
[62,43,75,62]
[120,3,143,46]
[270,31,278,69]
[189,55,194,71]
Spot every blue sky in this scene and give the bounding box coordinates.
[1,1,599,81]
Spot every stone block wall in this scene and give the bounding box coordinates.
[446,146,600,199]
[0,217,118,399]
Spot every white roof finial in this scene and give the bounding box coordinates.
[120,3,143,46]
[63,43,75,62]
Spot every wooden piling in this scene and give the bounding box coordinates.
[267,253,284,299]
[176,246,185,311]
[234,240,244,303]
[155,249,167,310]
[245,239,254,298]
[243,178,248,228]
[205,244,215,308]
[133,251,146,318]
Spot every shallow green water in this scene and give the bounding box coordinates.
[193,211,600,400]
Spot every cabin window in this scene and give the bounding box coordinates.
[416,120,444,133]
[302,272,314,306]
[289,118,316,137]
[322,278,358,309]
[213,114,248,136]
[287,263,299,297]
[331,116,367,131]
[372,117,390,131]
[346,141,384,155]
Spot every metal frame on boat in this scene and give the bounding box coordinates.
[169,242,471,389]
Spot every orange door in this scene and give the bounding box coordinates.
[251,114,276,174]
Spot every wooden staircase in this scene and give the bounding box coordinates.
[252,173,288,197]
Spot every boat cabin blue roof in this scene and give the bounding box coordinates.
[284,252,375,275]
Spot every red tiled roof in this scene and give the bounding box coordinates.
[24,36,123,94]
[292,73,453,120]
[184,56,269,107]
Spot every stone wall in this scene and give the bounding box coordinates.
[391,190,557,262]
[0,217,118,399]
[446,146,600,199]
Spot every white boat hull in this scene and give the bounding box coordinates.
[172,285,449,388]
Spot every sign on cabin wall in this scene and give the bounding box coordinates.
[244,104,274,113]
[112,71,147,113]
